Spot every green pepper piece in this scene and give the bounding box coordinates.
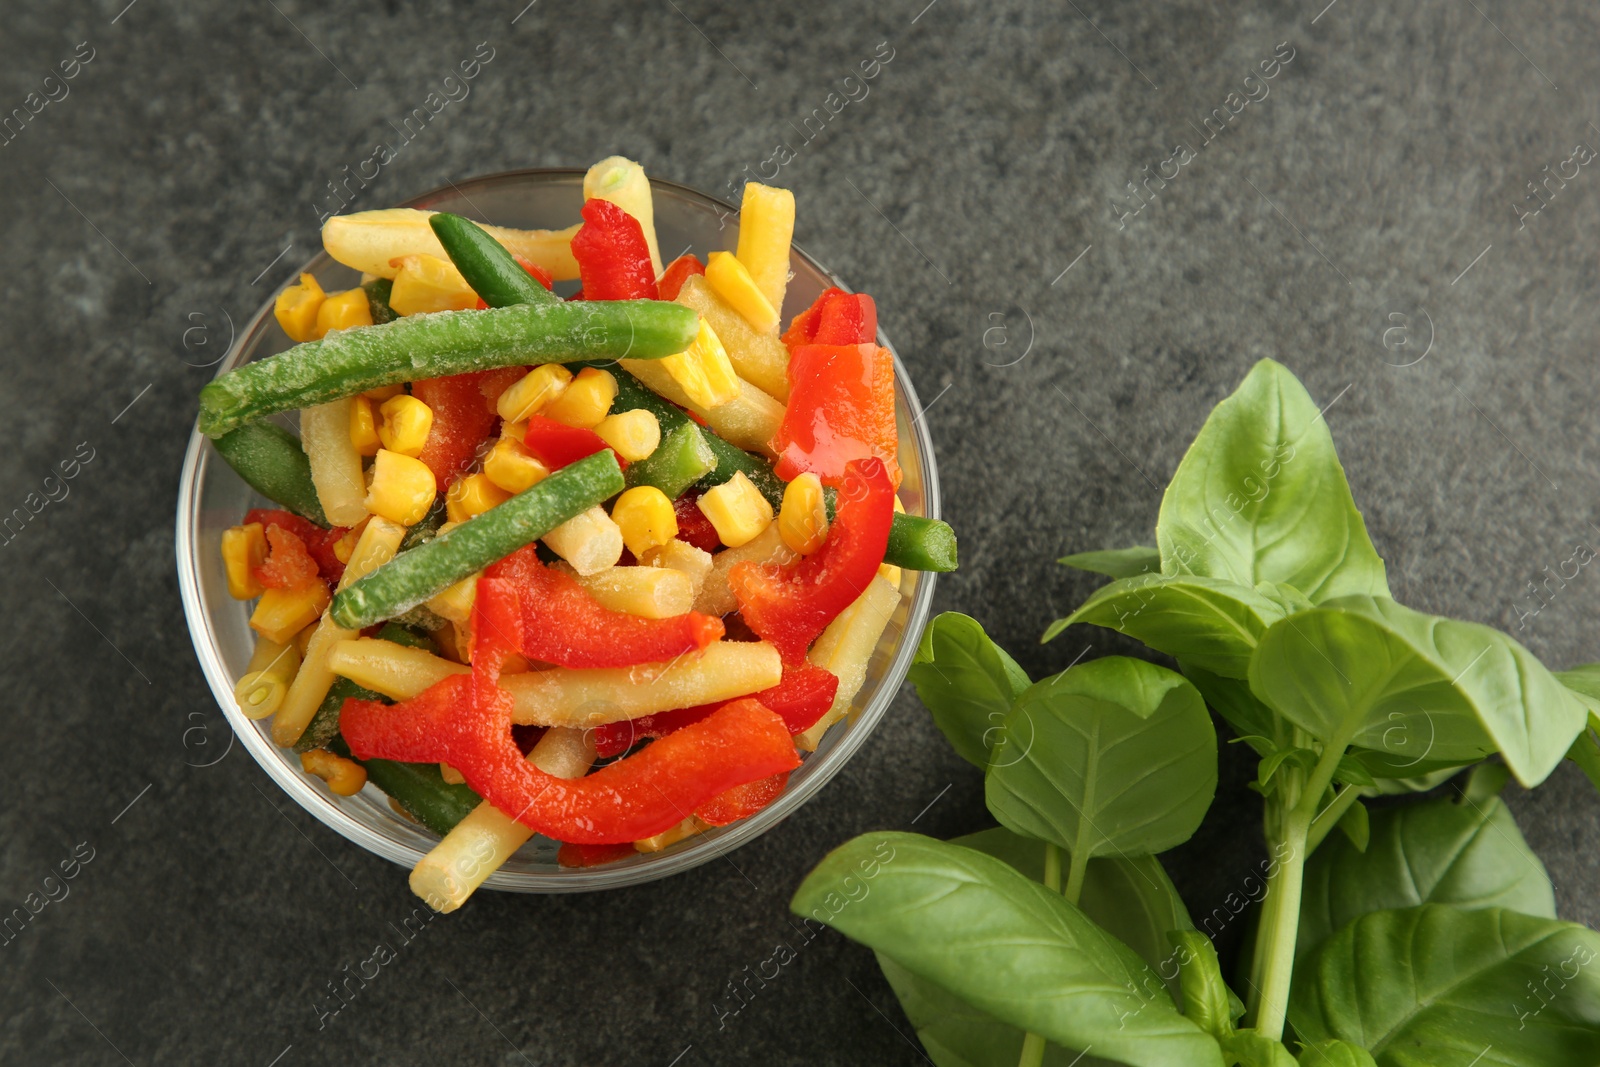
[624,422,717,499]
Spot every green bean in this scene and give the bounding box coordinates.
[198,300,698,437]
[211,421,328,526]
[624,422,717,499]
[430,213,557,308]
[328,735,482,836]
[329,450,624,629]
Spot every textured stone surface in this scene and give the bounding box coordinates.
[3,0,1599,1063]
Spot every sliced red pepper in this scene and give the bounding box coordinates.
[251,523,320,590]
[522,413,627,471]
[558,841,638,868]
[484,545,724,669]
[591,661,838,757]
[673,491,723,553]
[772,343,901,488]
[343,689,799,843]
[696,771,790,826]
[657,253,706,301]
[571,199,658,301]
[412,368,525,486]
[475,255,555,309]
[782,288,877,347]
[244,508,346,584]
[730,458,895,662]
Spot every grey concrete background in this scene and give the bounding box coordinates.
[3,0,1599,1063]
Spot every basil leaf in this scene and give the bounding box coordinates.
[1289,906,1600,1065]
[1219,1030,1298,1066]
[872,827,1193,1067]
[1556,662,1600,714]
[1569,728,1600,795]
[909,612,1032,768]
[875,953,1123,1067]
[1333,797,1369,852]
[1059,545,1161,579]
[986,657,1217,858]
[1248,596,1586,786]
[1183,663,1288,755]
[1044,574,1284,679]
[791,832,1224,1067]
[955,827,1193,998]
[1155,359,1389,603]
[1296,1041,1377,1067]
[1168,931,1240,1039]
[1297,793,1555,968]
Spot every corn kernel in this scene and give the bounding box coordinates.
[274,273,325,343]
[348,395,381,456]
[364,449,437,525]
[446,473,511,523]
[331,523,362,564]
[301,749,368,797]
[439,762,466,785]
[378,394,434,457]
[483,437,549,494]
[250,581,331,644]
[387,253,478,315]
[594,409,661,462]
[705,251,779,333]
[543,367,616,429]
[315,287,374,337]
[697,471,774,548]
[612,486,679,558]
[778,472,830,555]
[658,318,739,408]
[221,522,267,599]
[496,364,572,422]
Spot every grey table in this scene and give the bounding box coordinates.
[4,1,1598,1063]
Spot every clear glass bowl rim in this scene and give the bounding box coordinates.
[174,167,940,892]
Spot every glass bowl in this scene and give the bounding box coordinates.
[175,169,940,892]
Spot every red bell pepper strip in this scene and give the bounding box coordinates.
[591,662,838,757]
[771,343,901,488]
[252,523,321,590]
[484,545,724,669]
[571,199,658,301]
[522,414,627,471]
[657,253,706,301]
[244,508,346,584]
[558,841,639,868]
[696,771,790,826]
[782,288,877,347]
[412,368,525,486]
[343,686,800,843]
[730,457,895,662]
[673,491,723,553]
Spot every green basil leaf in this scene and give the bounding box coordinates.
[986,657,1217,858]
[1219,1030,1298,1067]
[1044,575,1284,679]
[791,832,1224,1067]
[1296,1040,1377,1067]
[1297,793,1555,968]
[1343,746,1477,784]
[1155,359,1389,603]
[909,612,1032,768]
[1333,797,1368,852]
[875,953,1124,1067]
[1167,931,1240,1039]
[1059,545,1161,579]
[1183,663,1288,755]
[955,827,1194,999]
[872,827,1194,1067]
[1290,906,1600,1065]
[1569,727,1600,795]
[1248,596,1586,786]
[1556,663,1600,714]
